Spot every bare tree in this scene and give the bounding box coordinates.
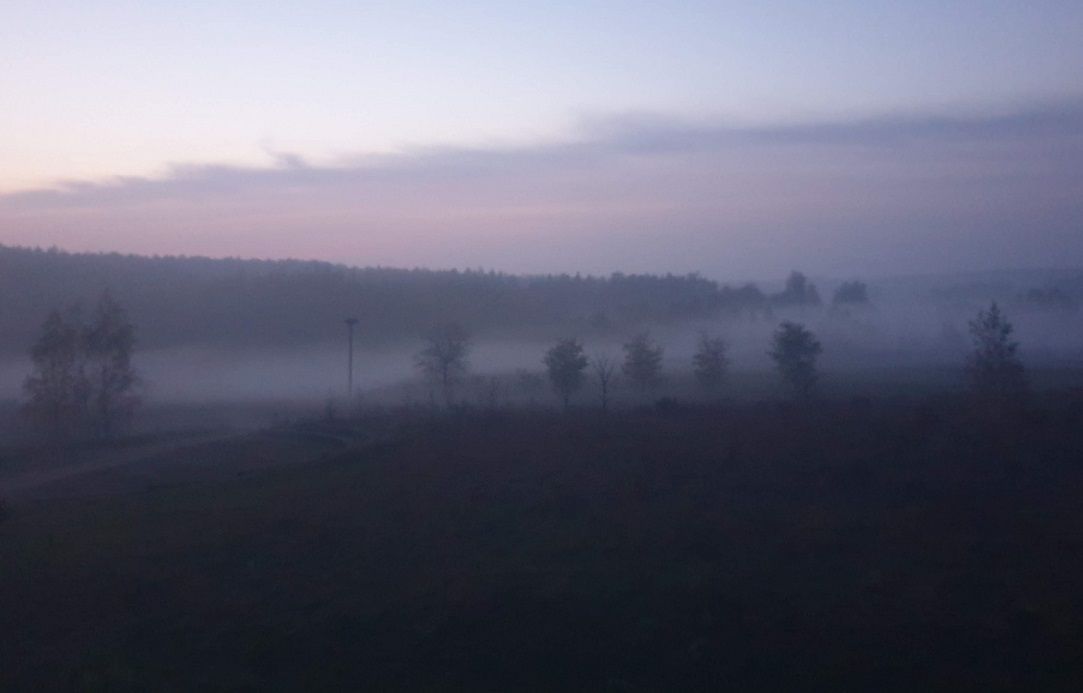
[83,291,141,437]
[415,323,471,407]
[622,333,664,393]
[592,353,617,412]
[544,337,589,409]
[692,332,728,392]
[769,321,822,398]
[966,302,1026,401]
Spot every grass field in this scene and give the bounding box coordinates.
[3,391,1083,690]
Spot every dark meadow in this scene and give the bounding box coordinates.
[1,245,1083,690]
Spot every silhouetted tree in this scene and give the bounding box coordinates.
[774,271,821,308]
[966,302,1026,401]
[769,321,822,398]
[415,323,471,407]
[83,291,141,437]
[544,338,589,409]
[23,295,142,438]
[692,332,728,392]
[23,309,84,435]
[832,280,869,307]
[622,332,663,392]
[592,353,618,412]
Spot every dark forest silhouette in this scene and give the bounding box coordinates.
[0,245,772,354]
[3,245,1079,365]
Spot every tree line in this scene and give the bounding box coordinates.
[0,246,874,354]
[414,301,1025,409]
[15,280,1026,438]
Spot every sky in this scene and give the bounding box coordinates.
[2,1,1082,279]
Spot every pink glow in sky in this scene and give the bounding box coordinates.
[3,2,1082,277]
[4,106,1081,278]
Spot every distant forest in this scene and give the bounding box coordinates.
[4,246,1080,357]
[0,245,777,354]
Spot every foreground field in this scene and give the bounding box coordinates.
[3,394,1083,690]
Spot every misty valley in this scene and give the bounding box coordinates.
[1,245,1081,410]
[1,246,1083,689]
[6,4,1083,689]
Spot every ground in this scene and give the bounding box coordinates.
[2,394,1083,690]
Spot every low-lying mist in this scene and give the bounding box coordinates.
[5,289,1079,407]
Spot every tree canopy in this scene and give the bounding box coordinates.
[544,338,589,408]
[966,302,1026,401]
[769,321,822,398]
[622,333,664,392]
[23,292,141,437]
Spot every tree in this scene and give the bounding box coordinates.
[592,354,618,412]
[692,332,728,392]
[23,294,142,438]
[622,332,663,392]
[769,321,822,398]
[83,291,141,437]
[415,323,471,407]
[774,271,822,308]
[23,309,83,435]
[966,302,1026,401]
[832,280,869,307]
[544,338,589,408]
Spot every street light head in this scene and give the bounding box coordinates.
[345,318,359,326]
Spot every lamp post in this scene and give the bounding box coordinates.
[345,318,359,398]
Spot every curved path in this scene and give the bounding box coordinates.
[0,431,246,500]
